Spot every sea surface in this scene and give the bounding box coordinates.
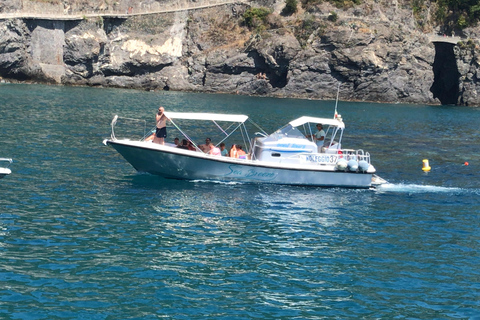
[1,84,479,319]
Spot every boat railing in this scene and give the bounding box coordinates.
[0,158,13,167]
[109,115,150,141]
[340,149,371,163]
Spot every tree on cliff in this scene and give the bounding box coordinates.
[435,0,480,29]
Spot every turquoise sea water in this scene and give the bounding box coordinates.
[1,84,479,319]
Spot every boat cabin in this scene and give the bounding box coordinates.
[250,116,345,164]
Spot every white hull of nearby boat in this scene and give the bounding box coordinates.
[0,168,11,179]
[107,140,374,188]
[0,158,12,179]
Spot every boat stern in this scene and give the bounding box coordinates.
[0,158,13,179]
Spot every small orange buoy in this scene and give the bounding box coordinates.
[464,162,469,166]
[422,159,431,172]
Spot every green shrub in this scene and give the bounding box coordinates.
[457,14,468,29]
[328,11,338,22]
[330,0,361,8]
[282,0,298,16]
[243,7,272,29]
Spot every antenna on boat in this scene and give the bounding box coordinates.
[334,82,341,120]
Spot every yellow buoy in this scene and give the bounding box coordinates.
[422,159,431,172]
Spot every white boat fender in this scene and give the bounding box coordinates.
[358,160,370,173]
[347,159,358,172]
[335,158,348,171]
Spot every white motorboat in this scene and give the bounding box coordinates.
[0,158,12,179]
[103,112,385,188]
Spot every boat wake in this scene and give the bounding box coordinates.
[374,183,463,194]
[191,179,244,185]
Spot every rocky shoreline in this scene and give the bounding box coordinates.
[1,1,479,106]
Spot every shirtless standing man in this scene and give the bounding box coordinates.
[154,106,167,145]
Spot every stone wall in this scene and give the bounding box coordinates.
[0,0,238,16]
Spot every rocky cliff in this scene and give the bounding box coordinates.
[1,0,480,106]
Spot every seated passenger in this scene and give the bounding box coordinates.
[145,130,156,142]
[198,138,212,153]
[177,139,189,149]
[209,143,221,156]
[229,144,238,158]
[187,140,196,151]
[220,142,229,157]
[237,145,246,159]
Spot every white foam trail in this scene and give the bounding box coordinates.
[190,179,243,185]
[375,183,463,193]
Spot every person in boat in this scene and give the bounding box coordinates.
[229,144,238,158]
[173,137,180,146]
[307,124,325,148]
[219,142,228,156]
[187,140,196,151]
[237,145,246,159]
[209,143,221,156]
[154,106,168,145]
[177,139,189,150]
[198,138,212,153]
[145,130,155,142]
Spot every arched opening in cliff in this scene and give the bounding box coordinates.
[247,51,288,88]
[430,42,460,105]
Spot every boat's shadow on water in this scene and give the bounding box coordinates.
[124,173,371,191]
[116,173,196,191]
[117,173,383,214]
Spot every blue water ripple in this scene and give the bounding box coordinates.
[1,85,480,319]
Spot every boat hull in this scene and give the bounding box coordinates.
[107,140,373,188]
[0,168,11,179]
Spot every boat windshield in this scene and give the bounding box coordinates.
[272,124,306,139]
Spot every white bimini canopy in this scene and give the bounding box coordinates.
[164,112,248,123]
[289,116,345,129]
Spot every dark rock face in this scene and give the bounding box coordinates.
[431,42,460,105]
[0,19,33,80]
[1,2,480,106]
[456,42,480,106]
